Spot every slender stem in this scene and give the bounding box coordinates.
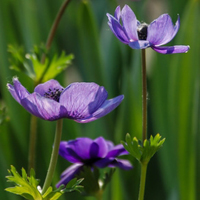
[141,49,147,142]
[42,119,63,194]
[137,49,148,200]
[40,0,71,64]
[94,190,103,200]
[28,115,38,172]
[38,0,71,84]
[28,0,71,173]
[138,162,148,200]
[46,0,71,50]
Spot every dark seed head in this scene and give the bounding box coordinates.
[44,88,64,102]
[137,23,148,40]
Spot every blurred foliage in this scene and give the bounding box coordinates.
[8,44,74,82]
[0,0,199,200]
[5,166,83,199]
[76,166,115,198]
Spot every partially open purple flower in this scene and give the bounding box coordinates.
[107,5,189,54]
[7,77,124,122]
[56,137,133,187]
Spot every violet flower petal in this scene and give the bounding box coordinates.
[107,144,129,157]
[7,83,21,104]
[108,158,133,170]
[114,5,121,21]
[89,142,99,158]
[12,77,30,102]
[107,14,130,44]
[59,141,83,163]
[21,93,67,120]
[60,82,108,119]
[34,79,63,96]
[121,4,138,41]
[129,40,150,49]
[151,45,190,54]
[106,140,115,151]
[57,137,133,186]
[75,95,124,123]
[95,157,132,170]
[94,157,115,168]
[147,14,180,46]
[65,138,95,161]
[91,137,108,158]
[56,163,83,188]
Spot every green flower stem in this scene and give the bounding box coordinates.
[42,119,63,194]
[45,0,71,51]
[28,0,71,173]
[138,162,148,200]
[28,115,38,172]
[137,49,148,200]
[141,49,147,142]
[39,0,71,83]
[94,189,103,200]
[40,0,72,68]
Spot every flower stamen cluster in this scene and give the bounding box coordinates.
[44,88,64,102]
[137,23,148,40]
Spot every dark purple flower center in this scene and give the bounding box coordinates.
[84,158,100,166]
[44,87,64,102]
[137,23,148,40]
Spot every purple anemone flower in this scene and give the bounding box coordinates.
[107,5,190,54]
[7,77,124,122]
[56,137,133,187]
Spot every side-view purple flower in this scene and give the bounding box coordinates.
[107,4,190,54]
[7,77,124,122]
[56,137,133,187]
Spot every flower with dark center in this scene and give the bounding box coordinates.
[7,77,124,122]
[56,137,133,187]
[107,5,190,54]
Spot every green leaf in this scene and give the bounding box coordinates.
[8,45,74,82]
[141,134,165,163]
[122,133,142,161]
[5,166,82,200]
[102,168,116,191]
[5,165,42,200]
[122,134,165,164]
[8,45,35,79]
[26,52,48,82]
[62,178,84,193]
[77,166,100,196]
[42,186,63,200]
[42,52,74,82]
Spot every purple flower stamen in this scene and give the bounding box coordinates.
[137,23,148,40]
[44,88,64,102]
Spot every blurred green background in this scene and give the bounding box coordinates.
[0,0,199,199]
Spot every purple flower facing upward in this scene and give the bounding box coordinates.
[107,5,190,54]
[56,137,133,187]
[7,77,124,122]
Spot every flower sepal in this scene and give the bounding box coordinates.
[5,165,83,200]
[121,133,165,164]
[77,166,115,198]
